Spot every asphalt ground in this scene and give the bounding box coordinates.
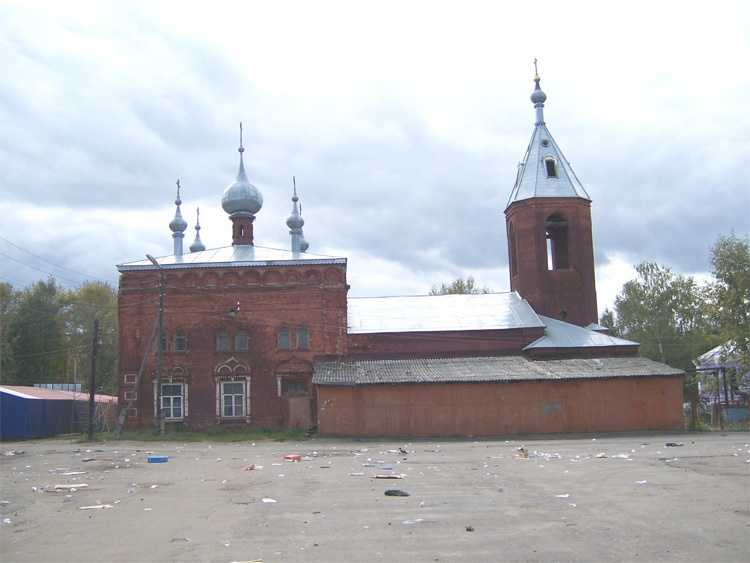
[1,432,748,562]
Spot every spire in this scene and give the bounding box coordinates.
[189,207,206,252]
[286,176,305,255]
[169,179,188,257]
[222,122,263,246]
[505,64,590,209]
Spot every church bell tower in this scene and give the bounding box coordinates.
[504,68,598,327]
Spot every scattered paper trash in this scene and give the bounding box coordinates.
[556,494,570,498]
[3,518,11,524]
[283,454,302,462]
[262,498,277,504]
[245,464,255,471]
[636,480,648,485]
[78,504,113,510]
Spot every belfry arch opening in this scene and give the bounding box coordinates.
[545,212,570,270]
[509,222,518,279]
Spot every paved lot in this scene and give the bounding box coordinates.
[1,432,748,562]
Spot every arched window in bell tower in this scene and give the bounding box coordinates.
[545,213,570,270]
[509,222,518,278]
[543,155,559,178]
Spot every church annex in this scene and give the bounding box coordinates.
[116,73,684,437]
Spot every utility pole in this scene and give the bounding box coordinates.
[147,254,165,436]
[87,319,99,441]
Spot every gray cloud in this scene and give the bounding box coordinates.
[1,1,748,315]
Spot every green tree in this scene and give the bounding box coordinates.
[61,281,119,394]
[612,261,709,370]
[0,282,20,381]
[4,278,68,385]
[430,275,492,295]
[598,307,618,336]
[706,232,750,358]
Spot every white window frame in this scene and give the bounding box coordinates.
[161,382,185,420]
[153,379,188,421]
[220,380,247,419]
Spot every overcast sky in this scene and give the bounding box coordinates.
[1,0,748,316]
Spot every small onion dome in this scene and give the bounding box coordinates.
[299,230,309,252]
[286,190,304,230]
[221,148,263,216]
[189,207,206,252]
[169,190,188,233]
[530,74,547,104]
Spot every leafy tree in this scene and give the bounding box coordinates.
[4,278,67,385]
[0,282,20,380]
[61,281,119,394]
[612,261,709,370]
[706,231,750,360]
[430,275,492,295]
[598,307,618,336]
[0,279,118,392]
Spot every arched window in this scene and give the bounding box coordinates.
[278,328,291,350]
[174,331,187,353]
[297,327,310,349]
[217,329,230,351]
[509,222,518,279]
[543,156,558,178]
[159,331,168,353]
[235,330,248,351]
[545,213,570,270]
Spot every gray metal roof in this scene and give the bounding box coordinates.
[347,292,545,334]
[312,356,684,386]
[524,316,638,350]
[117,245,346,272]
[505,123,591,208]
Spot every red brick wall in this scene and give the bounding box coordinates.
[506,197,598,326]
[118,262,348,431]
[317,376,685,437]
[347,327,547,356]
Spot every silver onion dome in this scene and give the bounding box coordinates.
[221,145,263,216]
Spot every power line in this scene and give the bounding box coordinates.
[0,236,115,285]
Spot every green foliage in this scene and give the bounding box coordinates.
[2,279,67,385]
[706,231,750,367]
[612,262,711,370]
[430,275,492,295]
[608,232,749,382]
[0,279,118,393]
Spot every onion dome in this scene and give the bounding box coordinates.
[189,207,206,252]
[530,59,547,125]
[221,126,263,216]
[287,178,305,254]
[530,74,547,105]
[169,180,188,234]
[286,185,305,230]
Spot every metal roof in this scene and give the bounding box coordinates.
[347,292,545,334]
[312,356,684,386]
[524,316,638,350]
[0,386,117,402]
[117,245,346,272]
[505,123,591,209]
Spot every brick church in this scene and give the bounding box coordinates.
[116,73,684,437]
